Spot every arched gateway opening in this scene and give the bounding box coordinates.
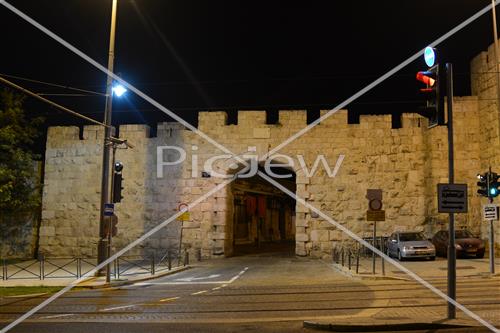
[230,166,296,256]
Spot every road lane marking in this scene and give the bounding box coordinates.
[100,304,140,312]
[159,297,180,302]
[191,290,208,295]
[227,266,249,283]
[212,286,222,291]
[134,268,249,286]
[175,274,221,282]
[135,281,230,285]
[39,313,74,319]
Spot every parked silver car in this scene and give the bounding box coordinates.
[386,232,435,261]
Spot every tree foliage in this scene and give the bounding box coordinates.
[0,89,44,213]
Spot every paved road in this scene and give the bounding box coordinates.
[1,253,499,332]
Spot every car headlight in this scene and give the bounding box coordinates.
[455,244,463,250]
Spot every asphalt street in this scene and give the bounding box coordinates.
[1,252,499,333]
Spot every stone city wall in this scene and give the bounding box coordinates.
[471,43,500,251]
[39,99,493,259]
[38,42,500,259]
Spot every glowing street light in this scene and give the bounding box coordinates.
[112,84,127,97]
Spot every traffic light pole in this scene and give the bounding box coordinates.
[488,166,496,275]
[446,63,457,320]
[106,145,117,283]
[98,0,118,274]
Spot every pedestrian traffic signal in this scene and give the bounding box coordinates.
[416,64,445,127]
[112,161,123,203]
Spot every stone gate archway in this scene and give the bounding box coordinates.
[227,164,296,256]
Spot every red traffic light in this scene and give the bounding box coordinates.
[416,71,436,87]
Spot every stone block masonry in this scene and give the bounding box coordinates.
[37,43,500,258]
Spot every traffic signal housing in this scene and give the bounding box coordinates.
[416,64,445,127]
[477,171,500,199]
[489,172,500,198]
[477,173,489,197]
[112,161,124,203]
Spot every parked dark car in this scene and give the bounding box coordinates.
[432,229,485,258]
[386,232,435,261]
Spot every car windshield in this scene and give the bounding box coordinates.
[455,230,473,239]
[399,233,425,242]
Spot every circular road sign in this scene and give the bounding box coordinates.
[369,199,383,211]
[424,47,436,67]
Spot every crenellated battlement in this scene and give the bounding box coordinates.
[34,42,500,260]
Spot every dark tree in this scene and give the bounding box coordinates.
[0,90,43,213]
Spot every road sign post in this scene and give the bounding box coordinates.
[445,63,456,320]
[366,189,385,275]
[483,203,498,274]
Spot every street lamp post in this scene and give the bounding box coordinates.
[98,0,119,272]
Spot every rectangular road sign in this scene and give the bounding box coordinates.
[104,203,115,216]
[482,204,499,221]
[437,183,468,213]
[366,210,385,221]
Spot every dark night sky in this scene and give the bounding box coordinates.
[0,0,496,133]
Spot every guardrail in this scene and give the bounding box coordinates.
[1,248,191,281]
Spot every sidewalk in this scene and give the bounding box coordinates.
[0,257,190,288]
[332,254,500,280]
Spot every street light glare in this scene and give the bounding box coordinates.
[112,84,127,97]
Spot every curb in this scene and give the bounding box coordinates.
[303,321,473,332]
[330,263,500,281]
[4,292,49,298]
[330,263,409,281]
[80,265,191,289]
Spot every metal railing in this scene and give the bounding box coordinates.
[332,236,388,275]
[1,247,191,281]
[332,244,361,274]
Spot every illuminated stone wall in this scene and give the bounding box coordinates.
[37,43,500,259]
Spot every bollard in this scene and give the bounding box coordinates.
[356,249,360,274]
[2,259,6,280]
[76,258,81,279]
[341,248,345,267]
[151,254,156,276]
[197,248,202,262]
[348,249,352,270]
[113,259,118,279]
[117,258,121,279]
[184,248,189,266]
[381,237,385,276]
[168,251,172,270]
[40,255,44,280]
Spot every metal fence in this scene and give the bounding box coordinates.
[1,248,190,281]
[332,236,388,275]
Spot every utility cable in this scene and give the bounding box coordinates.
[0,75,109,128]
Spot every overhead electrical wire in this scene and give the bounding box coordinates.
[0,75,109,128]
